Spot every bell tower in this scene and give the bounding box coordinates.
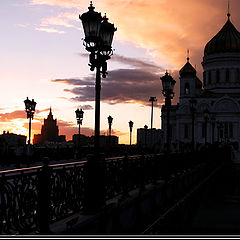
[179,56,201,100]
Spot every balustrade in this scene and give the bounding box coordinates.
[0,146,230,234]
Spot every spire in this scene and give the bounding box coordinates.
[50,107,52,114]
[179,52,196,77]
[227,0,231,20]
[187,49,190,62]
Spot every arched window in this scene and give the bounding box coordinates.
[208,71,212,84]
[226,69,230,82]
[216,70,220,83]
[184,82,190,95]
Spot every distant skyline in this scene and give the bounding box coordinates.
[1,0,240,144]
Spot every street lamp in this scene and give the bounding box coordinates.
[203,109,210,144]
[107,115,113,145]
[129,120,134,146]
[75,108,84,158]
[160,72,176,153]
[189,98,197,151]
[24,97,36,145]
[80,2,117,157]
[210,114,216,144]
[149,97,157,129]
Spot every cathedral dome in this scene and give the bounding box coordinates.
[179,58,196,77]
[204,14,240,56]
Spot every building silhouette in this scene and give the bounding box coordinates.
[161,13,240,160]
[33,108,66,144]
[72,134,119,148]
[137,128,164,151]
[0,131,27,159]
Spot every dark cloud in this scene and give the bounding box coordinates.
[51,78,94,86]
[111,54,163,71]
[79,53,162,71]
[52,54,181,106]
[78,105,94,110]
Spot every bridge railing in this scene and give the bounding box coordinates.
[0,146,231,234]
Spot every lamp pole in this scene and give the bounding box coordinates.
[189,98,197,151]
[79,2,117,212]
[149,97,157,129]
[160,72,176,154]
[129,120,134,146]
[108,115,113,146]
[24,97,36,145]
[80,2,117,157]
[75,108,84,159]
[203,109,210,145]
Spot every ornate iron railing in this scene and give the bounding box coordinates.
[0,147,231,234]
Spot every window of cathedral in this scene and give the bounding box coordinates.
[226,69,230,82]
[184,124,188,139]
[184,83,190,95]
[208,71,212,84]
[216,70,220,83]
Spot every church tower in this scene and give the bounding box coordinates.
[179,56,202,101]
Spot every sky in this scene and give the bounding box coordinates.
[1,0,240,144]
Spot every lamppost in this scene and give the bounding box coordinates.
[203,109,210,145]
[210,114,216,144]
[144,125,148,149]
[79,2,117,157]
[149,97,157,129]
[75,108,84,158]
[129,120,134,146]
[189,98,197,151]
[160,72,176,154]
[24,97,36,145]
[80,3,117,212]
[107,115,113,145]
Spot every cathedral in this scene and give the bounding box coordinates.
[161,13,240,162]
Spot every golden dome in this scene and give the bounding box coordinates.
[179,58,196,77]
[204,14,240,56]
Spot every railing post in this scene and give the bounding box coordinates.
[139,154,146,194]
[122,155,130,198]
[38,157,51,233]
[83,154,106,213]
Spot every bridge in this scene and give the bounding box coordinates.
[0,145,234,235]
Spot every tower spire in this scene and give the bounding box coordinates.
[227,0,231,19]
[187,49,190,62]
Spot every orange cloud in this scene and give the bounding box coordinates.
[30,0,240,70]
